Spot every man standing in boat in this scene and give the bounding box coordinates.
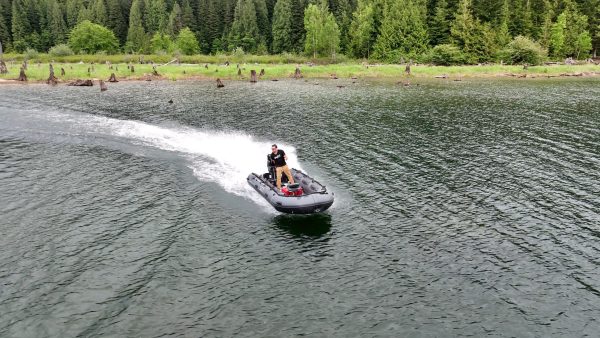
[269,144,295,190]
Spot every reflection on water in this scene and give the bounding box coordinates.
[272,213,333,238]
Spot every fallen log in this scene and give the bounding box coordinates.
[99,80,108,91]
[250,70,257,83]
[108,73,118,82]
[216,78,224,88]
[67,79,94,86]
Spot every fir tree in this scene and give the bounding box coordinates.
[373,0,429,61]
[181,0,195,32]
[65,0,82,28]
[144,0,167,34]
[92,0,108,26]
[496,0,511,47]
[304,2,340,58]
[430,0,450,46]
[271,0,294,53]
[126,0,147,52]
[48,0,67,45]
[167,2,183,38]
[229,0,260,52]
[348,0,376,58]
[0,0,11,49]
[106,0,126,43]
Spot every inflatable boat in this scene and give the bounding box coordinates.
[247,157,334,214]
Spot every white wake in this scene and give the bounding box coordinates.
[48,111,301,205]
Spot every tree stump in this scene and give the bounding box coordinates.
[87,67,91,74]
[294,67,302,79]
[99,80,108,91]
[131,65,135,73]
[523,64,529,70]
[108,73,118,82]
[0,60,8,74]
[204,64,208,69]
[22,60,28,70]
[250,70,257,83]
[405,63,411,75]
[152,66,159,76]
[237,68,242,76]
[60,67,65,76]
[18,67,27,81]
[259,69,265,77]
[47,64,58,85]
[216,78,224,88]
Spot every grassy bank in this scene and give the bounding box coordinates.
[1,57,599,83]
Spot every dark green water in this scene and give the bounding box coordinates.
[1,78,599,337]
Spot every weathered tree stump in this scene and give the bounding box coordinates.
[22,60,28,70]
[523,64,529,70]
[250,70,257,83]
[405,63,411,75]
[152,66,159,76]
[294,67,302,79]
[225,61,230,66]
[204,64,208,69]
[259,69,265,77]
[0,60,8,74]
[67,79,94,86]
[131,65,135,73]
[99,80,108,91]
[18,67,27,81]
[216,78,224,88]
[108,73,118,82]
[330,73,338,79]
[237,68,242,76]
[47,64,58,85]
[87,67,91,74]
[60,67,65,76]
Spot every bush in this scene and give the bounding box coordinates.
[150,33,174,53]
[49,44,74,57]
[68,21,119,54]
[429,44,467,65]
[500,36,547,65]
[24,48,39,60]
[175,28,200,55]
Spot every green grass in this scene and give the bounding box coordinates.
[1,56,598,83]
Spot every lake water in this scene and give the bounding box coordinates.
[1,78,599,337]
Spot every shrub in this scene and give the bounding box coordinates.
[500,36,547,65]
[175,28,200,55]
[24,48,39,60]
[429,44,467,65]
[150,33,174,53]
[49,44,74,56]
[68,21,119,54]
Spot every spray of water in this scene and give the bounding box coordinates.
[48,111,302,205]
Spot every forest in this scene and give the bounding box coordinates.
[0,0,598,64]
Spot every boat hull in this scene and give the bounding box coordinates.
[247,169,334,214]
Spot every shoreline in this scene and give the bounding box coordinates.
[1,63,599,85]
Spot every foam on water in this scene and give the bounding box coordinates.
[45,111,302,206]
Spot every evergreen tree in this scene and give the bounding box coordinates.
[167,2,183,38]
[373,0,429,61]
[329,0,352,51]
[271,0,294,53]
[106,0,127,43]
[0,0,11,49]
[181,0,195,32]
[126,0,147,52]
[254,0,270,49]
[229,0,261,52]
[144,0,167,34]
[539,0,554,48]
[496,0,511,47]
[65,0,82,28]
[77,4,93,24]
[11,0,33,50]
[92,0,108,26]
[430,0,450,46]
[290,0,307,53]
[348,0,376,58]
[450,0,497,62]
[48,0,67,45]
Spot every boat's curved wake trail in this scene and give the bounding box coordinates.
[2,109,301,206]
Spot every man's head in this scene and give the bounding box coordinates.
[271,144,278,154]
